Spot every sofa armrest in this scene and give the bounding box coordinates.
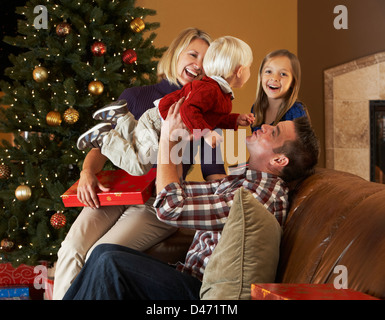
[144,228,195,265]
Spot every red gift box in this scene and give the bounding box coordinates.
[0,263,36,285]
[251,283,379,300]
[0,262,50,300]
[61,169,156,207]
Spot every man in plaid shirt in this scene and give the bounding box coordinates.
[154,169,288,281]
[64,98,319,300]
[153,97,318,283]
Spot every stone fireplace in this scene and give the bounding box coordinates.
[324,52,385,181]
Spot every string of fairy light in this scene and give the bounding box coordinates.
[0,149,65,261]
[1,0,156,261]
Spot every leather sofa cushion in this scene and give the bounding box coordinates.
[277,168,385,299]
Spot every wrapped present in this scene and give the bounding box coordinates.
[61,168,156,207]
[0,263,49,300]
[44,278,54,300]
[251,283,379,300]
[0,285,29,299]
[0,263,36,285]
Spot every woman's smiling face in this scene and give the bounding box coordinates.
[261,55,294,101]
[176,38,209,86]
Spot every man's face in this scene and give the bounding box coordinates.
[246,121,296,170]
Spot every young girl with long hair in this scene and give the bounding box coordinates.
[251,49,308,132]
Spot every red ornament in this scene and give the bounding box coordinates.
[91,41,107,56]
[0,164,11,179]
[50,212,66,229]
[122,49,137,64]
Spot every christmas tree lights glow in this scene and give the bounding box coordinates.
[0,0,166,266]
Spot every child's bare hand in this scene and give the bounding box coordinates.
[237,113,255,126]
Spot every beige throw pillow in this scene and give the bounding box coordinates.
[200,187,282,300]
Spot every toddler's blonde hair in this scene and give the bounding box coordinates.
[203,36,253,79]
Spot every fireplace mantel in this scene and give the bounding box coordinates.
[324,52,385,180]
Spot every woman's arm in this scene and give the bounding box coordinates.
[77,148,110,208]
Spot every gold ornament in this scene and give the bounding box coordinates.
[15,184,32,201]
[88,80,104,95]
[46,111,62,126]
[130,18,145,33]
[0,238,15,252]
[56,22,71,37]
[33,66,49,83]
[0,164,11,179]
[63,107,80,124]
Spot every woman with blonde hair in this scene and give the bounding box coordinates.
[53,28,226,299]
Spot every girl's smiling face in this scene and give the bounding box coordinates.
[261,56,294,101]
[176,38,209,86]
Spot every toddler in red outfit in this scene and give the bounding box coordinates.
[157,36,254,143]
[77,36,254,175]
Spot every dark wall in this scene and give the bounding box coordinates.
[298,0,385,166]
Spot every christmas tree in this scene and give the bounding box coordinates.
[0,0,166,266]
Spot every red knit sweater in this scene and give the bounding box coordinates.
[158,77,239,138]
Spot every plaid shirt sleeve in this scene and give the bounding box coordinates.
[153,181,233,231]
[154,170,289,231]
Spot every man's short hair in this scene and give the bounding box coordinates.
[274,117,320,182]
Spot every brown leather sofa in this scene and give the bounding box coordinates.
[145,168,385,299]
